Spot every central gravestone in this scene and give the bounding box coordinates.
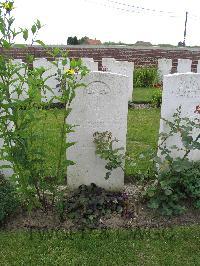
[158,73,200,161]
[67,71,129,190]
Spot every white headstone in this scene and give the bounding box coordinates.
[158,73,200,162]
[82,58,94,63]
[1,60,23,176]
[157,58,172,82]
[196,60,200,73]
[177,59,192,73]
[10,59,28,101]
[0,109,14,177]
[112,61,134,102]
[33,58,70,103]
[0,141,14,177]
[102,58,116,71]
[33,58,58,103]
[102,58,134,101]
[67,71,129,190]
[82,58,98,71]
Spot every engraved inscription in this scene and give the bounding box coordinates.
[86,81,111,95]
[170,78,200,98]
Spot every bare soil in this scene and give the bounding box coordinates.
[128,103,152,109]
[3,184,200,232]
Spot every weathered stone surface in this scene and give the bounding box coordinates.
[157,58,172,82]
[67,71,129,190]
[102,58,134,101]
[1,60,24,176]
[0,109,14,177]
[10,59,28,101]
[197,60,200,73]
[33,58,59,103]
[158,73,200,161]
[177,59,192,73]
[33,58,71,103]
[0,141,14,177]
[82,58,98,71]
[102,58,116,71]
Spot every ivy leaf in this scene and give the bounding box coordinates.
[62,58,68,66]
[148,200,159,209]
[164,189,173,196]
[36,40,46,48]
[65,142,76,149]
[65,160,75,166]
[31,24,37,35]
[2,40,11,48]
[52,47,60,57]
[22,29,28,41]
[36,19,41,29]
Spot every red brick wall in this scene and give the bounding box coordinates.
[2,46,200,72]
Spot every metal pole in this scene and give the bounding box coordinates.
[183,11,188,46]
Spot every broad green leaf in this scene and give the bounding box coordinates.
[31,24,37,35]
[23,29,28,41]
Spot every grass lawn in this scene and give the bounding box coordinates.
[1,226,200,265]
[33,107,160,181]
[126,108,160,178]
[133,87,159,103]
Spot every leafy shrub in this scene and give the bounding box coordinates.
[93,131,125,180]
[93,131,134,180]
[151,88,162,108]
[134,67,159,88]
[0,174,19,225]
[145,160,200,216]
[144,108,200,216]
[57,183,130,229]
[0,1,89,212]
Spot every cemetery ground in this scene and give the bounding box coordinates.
[6,102,199,229]
[4,106,164,230]
[1,87,200,265]
[133,87,158,103]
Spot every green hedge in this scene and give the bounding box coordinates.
[134,67,159,88]
[0,174,19,225]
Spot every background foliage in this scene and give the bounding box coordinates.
[133,67,159,88]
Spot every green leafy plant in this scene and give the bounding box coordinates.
[151,88,162,108]
[0,1,89,211]
[57,183,130,229]
[0,173,19,226]
[145,160,200,216]
[93,131,125,180]
[144,107,200,216]
[133,67,159,88]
